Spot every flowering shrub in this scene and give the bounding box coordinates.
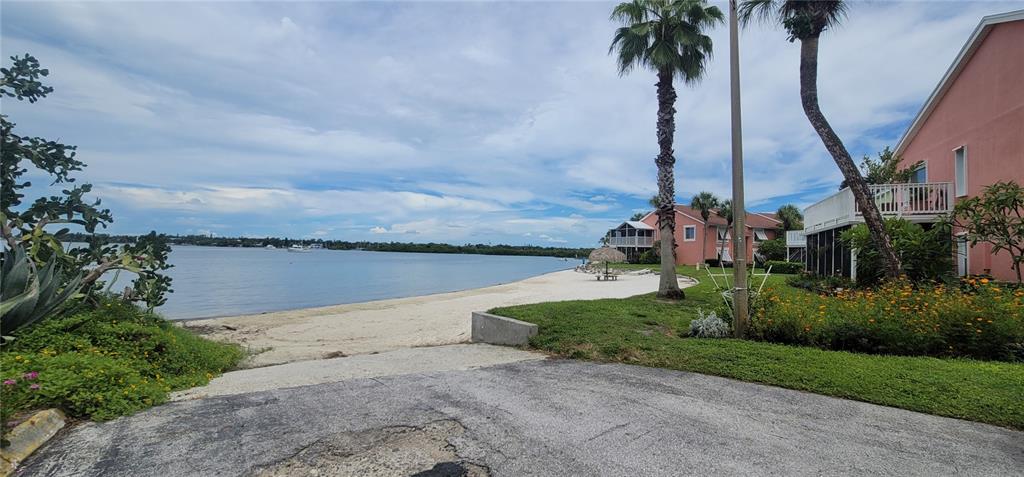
[0,298,242,432]
[751,278,1024,361]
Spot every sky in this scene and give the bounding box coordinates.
[3,1,1021,247]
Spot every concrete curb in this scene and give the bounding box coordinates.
[471,312,538,346]
[1,409,66,476]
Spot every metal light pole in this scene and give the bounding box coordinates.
[729,0,749,338]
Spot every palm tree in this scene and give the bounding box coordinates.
[690,191,720,265]
[611,0,724,299]
[717,199,734,263]
[739,0,901,278]
[776,203,803,230]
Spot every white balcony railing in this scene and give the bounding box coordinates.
[786,230,806,248]
[607,236,654,248]
[855,182,954,216]
[804,182,953,233]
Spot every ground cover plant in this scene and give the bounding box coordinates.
[752,278,1024,361]
[492,264,1024,429]
[1,298,242,430]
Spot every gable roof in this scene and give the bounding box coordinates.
[622,220,654,230]
[657,205,782,229]
[894,9,1024,156]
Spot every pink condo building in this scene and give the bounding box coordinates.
[800,10,1024,281]
[604,206,782,267]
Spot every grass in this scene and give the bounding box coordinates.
[491,264,1024,429]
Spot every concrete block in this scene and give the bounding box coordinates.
[471,312,538,346]
[1,408,66,476]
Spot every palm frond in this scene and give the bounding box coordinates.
[609,0,724,81]
[738,0,778,27]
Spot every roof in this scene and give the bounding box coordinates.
[894,9,1024,156]
[613,220,654,230]
[671,205,781,229]
[624,220,653,230]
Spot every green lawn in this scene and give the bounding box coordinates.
[491,264,1024,429]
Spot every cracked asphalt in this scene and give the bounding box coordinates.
[21,359,1024,476]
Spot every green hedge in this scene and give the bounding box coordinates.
[765,260,802,274]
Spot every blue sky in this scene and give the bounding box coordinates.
[3,1,1021,247]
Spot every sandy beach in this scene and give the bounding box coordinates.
[184,269,675,368]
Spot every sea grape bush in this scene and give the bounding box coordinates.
[1,54,173,321]
[751,278,1024,361]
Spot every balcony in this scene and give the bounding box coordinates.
[786,230,806,248]
[607,236,654,248]
[803,182,954,234]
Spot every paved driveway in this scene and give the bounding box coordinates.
[23,359,1023,476]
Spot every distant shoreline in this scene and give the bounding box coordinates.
[64,233,591,259]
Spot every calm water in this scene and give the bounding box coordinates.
[107,246,577,320]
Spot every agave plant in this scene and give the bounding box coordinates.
[1,244,82,340]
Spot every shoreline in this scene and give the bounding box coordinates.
[183,269,669,368]
[171,265,576,322]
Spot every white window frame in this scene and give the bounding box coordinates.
[954,146,967,197]
[717,226,729,240]
[956,233,969,277]
[683,225,697,242]
[753,228,768,242]
[911,162,927,184]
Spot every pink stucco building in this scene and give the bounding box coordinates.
[894,10,1024,281]
[604,206,781,266]
[801,10,1023,281]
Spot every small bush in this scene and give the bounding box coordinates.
[785,272,855,294]
[842,219,953,286]
[757,238,786,262]
[705,259,732,268]
[752,278,1024,361]
[765,260,802,274]
[688,310,731,338]
[0,298,242,427]
[636,249,659,264]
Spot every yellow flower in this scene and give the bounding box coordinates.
[980,278,989,284]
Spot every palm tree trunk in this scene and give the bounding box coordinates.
[799,36,902,278]
[655,68,684,299]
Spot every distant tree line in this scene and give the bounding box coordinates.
[63,233,591,259]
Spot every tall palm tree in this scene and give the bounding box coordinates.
[611,0,724,298]
[739,0,901,278]
[717,199,734,263]
[690,191,720,265]
[776,203,803,230]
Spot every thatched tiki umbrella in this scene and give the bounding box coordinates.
[588,246,626,275]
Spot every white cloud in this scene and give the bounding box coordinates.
[3,1,1018,245]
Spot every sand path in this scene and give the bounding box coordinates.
[184,269,682,368]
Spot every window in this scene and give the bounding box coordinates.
[717,227,729,240]
[754,228,768,241]
[954,146,967,197]
[683,226,696,241]
[911,163,927,184]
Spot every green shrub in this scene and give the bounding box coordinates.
[757,238,786,262]
[705,259,731,268]
[752,279,1024,361]
[765,260,802,274]
[842,219,953,286]
[785,272,855,294]
[636,249,659,264]
[0,298,242,427]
